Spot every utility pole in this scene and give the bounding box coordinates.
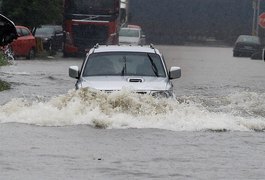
[253,0,261,36]
[253,0,257,35]
[120,0,129,26]
[256,0,261,36]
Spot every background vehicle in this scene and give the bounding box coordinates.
[119,27,146,45]
[233,35,262,57]
[34,25,63,55]
[63,0,121,56]
[11,26,36,59]
[69,45,181,97]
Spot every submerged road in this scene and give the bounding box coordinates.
[1,46,265,179]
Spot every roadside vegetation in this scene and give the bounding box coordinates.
[1,0,63,29]
[0,52,9,66]
[0,53,11,91]
[0,79,10,91]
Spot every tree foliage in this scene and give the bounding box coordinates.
[1,0,63,29]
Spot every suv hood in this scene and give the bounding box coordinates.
[80,76,170,91]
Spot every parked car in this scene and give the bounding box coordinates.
[11,26,36,59]
[119,27,146,45]
[0,14,18,46]
[69,44,181,98]
[34,25,63,54]
[233,35,262,57]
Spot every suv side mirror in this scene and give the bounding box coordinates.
[169,67,181,79]
[69,66,79,79]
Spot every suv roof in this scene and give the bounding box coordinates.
[90,45,159,54]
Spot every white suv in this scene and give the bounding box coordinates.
[69,44,181,98]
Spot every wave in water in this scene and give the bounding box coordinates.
[1,88,265,131]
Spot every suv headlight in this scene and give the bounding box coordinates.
[151,91,174,98]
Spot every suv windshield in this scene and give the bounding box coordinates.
[83,52,166,77]
[119,28,140,37]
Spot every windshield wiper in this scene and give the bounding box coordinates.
[147,54,159,77]
[121,56,127,76]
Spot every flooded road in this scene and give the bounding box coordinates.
[0,57,82,103]
[1,46,265,179]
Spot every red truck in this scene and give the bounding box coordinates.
[63,0,120,56]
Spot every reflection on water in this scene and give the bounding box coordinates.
[1,88,265,131]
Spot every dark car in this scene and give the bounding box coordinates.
[34,25,63,54]
[233,35,262,57]
[0,14,18,46]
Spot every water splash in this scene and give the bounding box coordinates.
[1,88,265,131]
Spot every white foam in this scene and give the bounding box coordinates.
[1,88,265,131]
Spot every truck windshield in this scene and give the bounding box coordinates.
[65,0,116,14]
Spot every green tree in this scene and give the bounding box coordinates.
[1,0,63,29]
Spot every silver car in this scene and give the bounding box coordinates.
[69,44,181,98]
